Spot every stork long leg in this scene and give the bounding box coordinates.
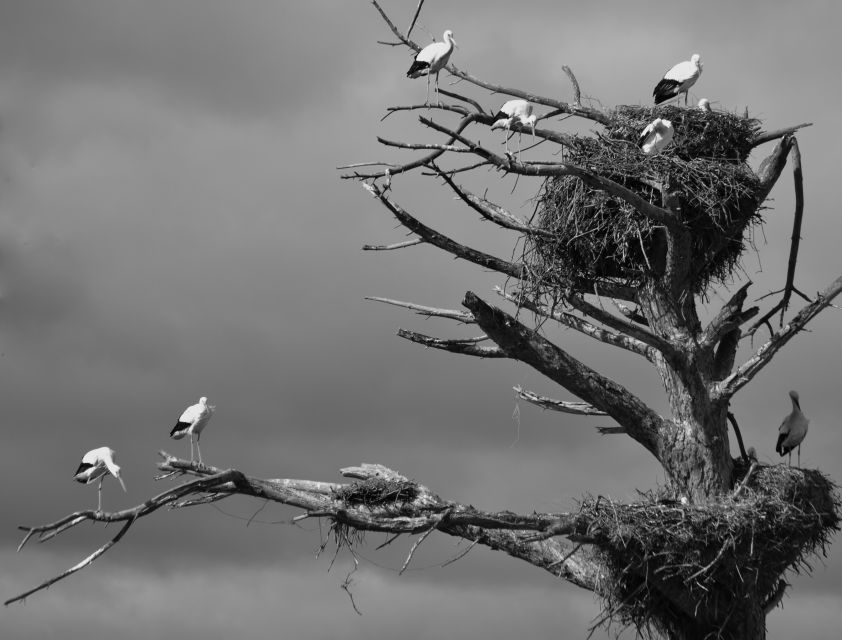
[425,73,431,106]
[97,478,103,512]
[196,434,203,465]
[797,445,801,467]
[190,435,195,462]
[434,72,440,106]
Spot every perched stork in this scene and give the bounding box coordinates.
[653,54,702,106]
[638,118,674,155]
[490,99,537,156]
[698,98,712,112]
[776,390,809,466]
[170,396,215,463]
[74,447,127,512]
[406,30,457,105]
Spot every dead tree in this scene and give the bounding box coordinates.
[6,3,840,639]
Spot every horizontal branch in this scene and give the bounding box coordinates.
[342,113,480,180]
[716,274,842,399]
[397,328,506,358]
[362,238,423,251]
[366,296,475,323]
[7,452,604,603]
[514,386,608,416]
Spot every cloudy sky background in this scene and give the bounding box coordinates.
[2,1,840,637]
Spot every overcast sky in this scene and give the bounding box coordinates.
[2,1,841,638]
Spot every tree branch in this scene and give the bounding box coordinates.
[396,328,506,358]
[751,123,812,148]
[565,293,678,360]
[418,117,680,230]
[514,385,608,416]
[436,169,557,238]
[495,287,656,360]
[370,1,609,126]
[463,291,667,455]
[747,138,807,337]
[362,182,525,279]
[7,453,606,604]
[366,296,475,323]
[716,275,842,399]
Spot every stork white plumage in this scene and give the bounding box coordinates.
[698,98,712,112]
[406,30,457,105]
[170,396,215,463]
[653,54,703,106]
[638,118,674,155]
[776,390,809,466]
[490,99,537,157]
[74,447,126,512]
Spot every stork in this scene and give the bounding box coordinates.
[170,396,215,463]
[638,118,674,155]
[653,54,703,106]
[74,447,127,512]
[776,390,809,466]
[406,30,457,105]
[490,99,537,157]
[698,98,712,112]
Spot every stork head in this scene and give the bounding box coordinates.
[443,30,457,48]
[789,390,801,408]
[103,450,128,492]
[199,396,208,405]
[698,98,712,112]
[521,113,538,131]
[691,53,701,64]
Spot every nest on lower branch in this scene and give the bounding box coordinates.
[523,105,764,299]
[585,466,839,638]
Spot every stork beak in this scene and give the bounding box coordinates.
[452,39,459,49]
[117,476,127,492]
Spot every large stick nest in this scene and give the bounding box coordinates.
[523,106,763,298]
[585,465,839,638]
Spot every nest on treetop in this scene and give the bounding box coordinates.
[523,105,764,299]
[585,465,839,638]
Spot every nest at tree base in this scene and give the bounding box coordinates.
[525,105,763,299]
[587,465,839,638]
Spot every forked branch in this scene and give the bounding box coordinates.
[717,274,842,399]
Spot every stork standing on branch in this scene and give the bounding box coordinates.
[776,390,809,466]
[653,54,703,105]
[406,30,457,105]
[490,99,537,157]
[74,447,127,512]
[170,396,215,464]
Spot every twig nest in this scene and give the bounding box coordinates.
[586,467,839,637]
[524,106,764,297]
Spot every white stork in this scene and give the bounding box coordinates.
[74,447,127,512]
[406,30,457,105]
[490,99,537,156]
[638,118,674,155]
[776,390,809,466]
[170,396,215,463]
[698,98,712,112]
[653,54,703,106]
